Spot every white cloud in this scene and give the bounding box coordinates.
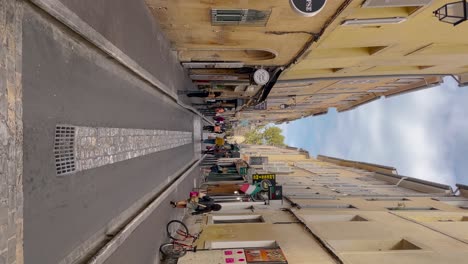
[284,77,468,187]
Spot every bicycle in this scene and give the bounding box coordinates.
[159,220,202,259]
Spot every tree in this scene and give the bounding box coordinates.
[243,126,285,146]
[244,129,263,145]
[263,126,285,146]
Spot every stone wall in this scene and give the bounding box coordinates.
[0,0,23,264]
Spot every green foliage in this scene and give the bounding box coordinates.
[244,129,263,145]
[263,127,285,146]
[244,126,285,146]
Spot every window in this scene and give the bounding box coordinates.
[211,215,264,224]
[337,79,380,85]
[330,239,422,252]
[368,86,398,92]
[211,9,271,26]
[390,239,422,250]
[444,201,468,209]
[393,78,424,83]
[408,215,468,222]
[299,204,357,209]
[342,17,407,26]
[366,197,410,201]
[387,206,438,211]
[301,214,368,222]
[285,194,338,200]
[361,0,433,8]
[249,157,268,166]
[263,162,293,173]
[432,197,468,209]
[206,240,278,249]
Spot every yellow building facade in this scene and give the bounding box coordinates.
[145,0,468,123]
[181,145,468,264]
[284,0,468,80]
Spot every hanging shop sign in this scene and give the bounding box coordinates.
[252,174,277,191]
[253,69,270,85]
[289,0,327,17]
[269,185,283,200]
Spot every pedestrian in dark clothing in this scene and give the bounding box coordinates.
[203,125,225,133]
[213,116,225,122]
[186,91,222,98]
[191,203,222,215]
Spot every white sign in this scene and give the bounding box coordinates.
[253,69,270,85]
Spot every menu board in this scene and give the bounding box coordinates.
[244,248,288,264]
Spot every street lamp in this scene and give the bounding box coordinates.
[434,1,468,26]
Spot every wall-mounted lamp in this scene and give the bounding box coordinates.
[434,1,468,26]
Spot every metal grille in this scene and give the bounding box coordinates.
[54,125,76,175]
[211,9,271,26]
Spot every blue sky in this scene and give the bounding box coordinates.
[279,77,468,187]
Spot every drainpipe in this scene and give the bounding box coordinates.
[238,0,355,110]
[284,0,354,70]
[259,0,354,103]
[258,68,284,103]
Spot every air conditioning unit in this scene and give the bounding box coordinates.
[342,17,407,26]
[362,0,433,8]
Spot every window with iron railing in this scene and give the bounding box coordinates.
[211,9,271,26]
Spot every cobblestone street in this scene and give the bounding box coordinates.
[73,126,193,172]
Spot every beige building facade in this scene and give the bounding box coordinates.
[181,145,468,264]
[145,0,468,123]
[241,75,443,124]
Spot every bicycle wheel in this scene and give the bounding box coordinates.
[159,243,187,258]
[167,220,189,240]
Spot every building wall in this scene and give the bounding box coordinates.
[209,145,468,263]
[145,0,468,79]
[284,0,468,79]
[282,158,468,264]
[145,0,468,124]
[293,206,468,263]
[145,0,347,66]
[241,76,442,123]
[0,1,24,264]
[196,209,337,264]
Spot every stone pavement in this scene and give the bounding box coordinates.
[72,126,193,173]
[193,117,202,160]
